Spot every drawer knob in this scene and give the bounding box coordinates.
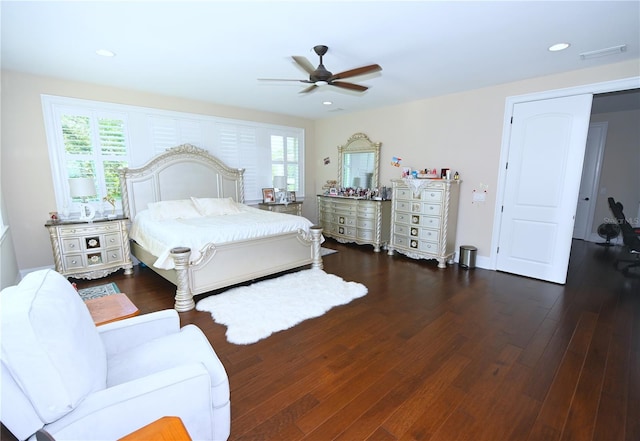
[71,260,77,264]
[69,244,75,248]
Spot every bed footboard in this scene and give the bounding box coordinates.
[168,226,323,312]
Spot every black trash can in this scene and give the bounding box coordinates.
[459,245,477,269]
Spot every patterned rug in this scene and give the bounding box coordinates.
[77,282,120,301]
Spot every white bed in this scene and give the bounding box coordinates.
[119,144,323,311]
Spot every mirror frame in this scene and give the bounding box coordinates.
[337,133,381,189]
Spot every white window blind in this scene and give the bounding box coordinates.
[43,95,304,215]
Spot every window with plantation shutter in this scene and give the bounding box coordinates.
[43,95,304,217]
[46,103,130,215]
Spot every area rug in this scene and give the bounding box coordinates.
[196,269,367,345]
[77,282,120,301]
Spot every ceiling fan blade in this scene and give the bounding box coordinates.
[330,81,368,92]
[292,56,316,74]
[299,84,318,94]
[330,64,382,81]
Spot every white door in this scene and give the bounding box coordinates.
[573,122,608,240]
[496,94,593,284]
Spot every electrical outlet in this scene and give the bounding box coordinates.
[473,191,486,202]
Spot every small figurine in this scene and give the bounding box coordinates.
[103,194,117,218]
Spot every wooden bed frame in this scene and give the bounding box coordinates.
[119,144,323,312]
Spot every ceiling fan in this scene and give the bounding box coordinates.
[259,45,382,93]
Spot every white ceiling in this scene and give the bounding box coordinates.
[2,1,639,120]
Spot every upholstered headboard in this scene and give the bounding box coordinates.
[119,144,245,220]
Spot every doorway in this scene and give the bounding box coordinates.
[490,77,640,283]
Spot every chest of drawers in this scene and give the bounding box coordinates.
[317,195,391,252]
[388,179,461,267]
[45,216,134,279]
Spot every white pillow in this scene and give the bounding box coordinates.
[147,199,202,220]
[191,197,241,216]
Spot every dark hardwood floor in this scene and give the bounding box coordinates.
[3,239,639,441]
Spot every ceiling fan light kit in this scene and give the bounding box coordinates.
[259,45,382,94]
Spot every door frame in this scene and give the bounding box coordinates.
[489,76,640,270]
[573,122,608,242]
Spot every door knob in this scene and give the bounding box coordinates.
[583,197,589,201]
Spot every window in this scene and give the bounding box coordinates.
[42,95,304,215]
[61,114,129,201]
[44,99,130,215]
[270,131,301,192]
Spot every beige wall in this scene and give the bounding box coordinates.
[2,60,639,273]
[0,71,315,271]
[315,60,640,262]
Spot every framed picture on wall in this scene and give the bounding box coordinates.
[262,188,275,203]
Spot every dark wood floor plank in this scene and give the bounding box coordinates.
[381,353,471,439]
[528,311,599,441]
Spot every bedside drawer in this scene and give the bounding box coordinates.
[105,233,122,248]
[63,254,85,270]
[45,217,133,280]
[61,238,82,253]
[106,248,124,263]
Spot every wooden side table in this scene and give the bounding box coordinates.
[85,293,139,326]
[118,416,192,441]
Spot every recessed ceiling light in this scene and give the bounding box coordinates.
[95,49,116,57]
[548,43,570,52]
[323,101,333,106]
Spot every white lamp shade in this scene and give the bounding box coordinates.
[273,176,286,190]
[69,177,96,198]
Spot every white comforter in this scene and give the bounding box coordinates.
[130,205,315,270]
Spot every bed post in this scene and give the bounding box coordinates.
[170,247,195,312]
[310,226,323,270]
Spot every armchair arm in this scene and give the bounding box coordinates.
[43,363,215,441]
[98,309,180,356]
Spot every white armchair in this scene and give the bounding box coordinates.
[0,269,230,441]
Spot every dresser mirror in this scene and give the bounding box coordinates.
[337,133,381,189]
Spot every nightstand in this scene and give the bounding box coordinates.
[258,201,303,216]
[45,216,134,280]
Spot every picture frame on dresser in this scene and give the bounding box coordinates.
[262,188,275,203]
[289,191,296,202]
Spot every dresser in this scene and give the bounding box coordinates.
[257,201,303,216]
[388,179,461,267]
[45,216,134,279]
[317,195,391,252]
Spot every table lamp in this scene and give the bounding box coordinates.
[69,177,97,221]
[273,176,287,203]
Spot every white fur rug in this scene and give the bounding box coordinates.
[196,269,367,345]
